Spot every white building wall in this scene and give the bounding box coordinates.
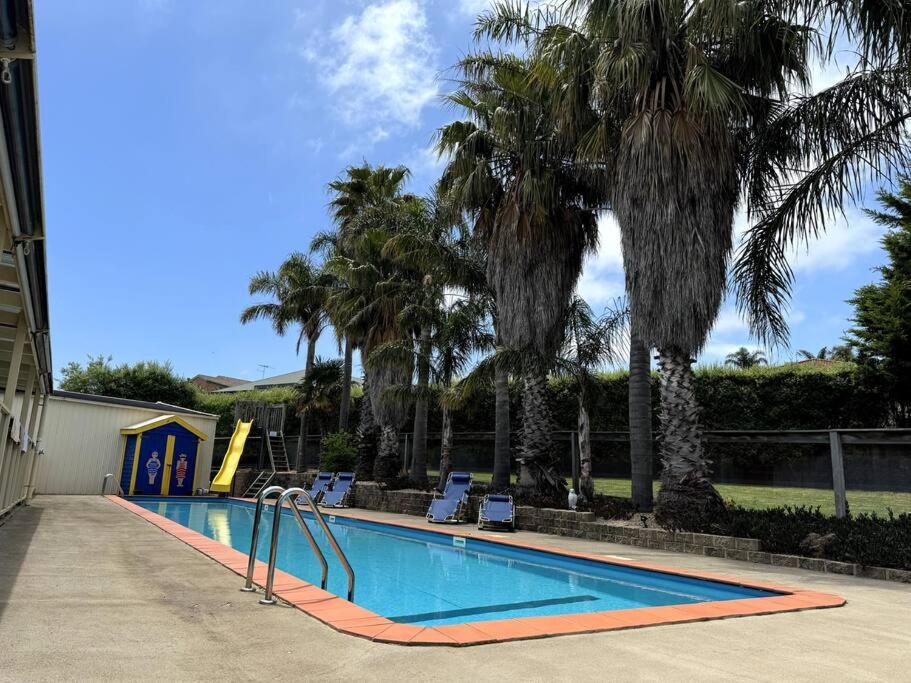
[36,395,218,495]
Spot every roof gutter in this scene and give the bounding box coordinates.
[0,0,50,394]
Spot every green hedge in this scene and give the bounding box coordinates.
[441,363,890,432]
[189,364,892,440]
[683,505,911,570]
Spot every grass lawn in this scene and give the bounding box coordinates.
[432,471,911,516]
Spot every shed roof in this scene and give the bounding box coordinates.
[120,414,209,440]
[53,390,217,418]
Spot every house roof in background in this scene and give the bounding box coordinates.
[191,374,247,388]
[213,368,307,393]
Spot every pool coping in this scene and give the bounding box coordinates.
[105,495,846,647]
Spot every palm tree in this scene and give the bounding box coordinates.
[734,3,911,345]
[725,347,768,369]
[558,297,628,502]
[477,1,813,518]
[324,202,417,485]
[240,252,326,469]
[438,54,603,497]
[628,331,654,511]
[379,199,490,488]
[292,357,351,436]
[797,347,830,361]
[323,163,412,440]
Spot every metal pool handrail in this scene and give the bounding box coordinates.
[241,485,286,592]
[259,487,329,605]
[295,490,356,602]
[101,473,124,495]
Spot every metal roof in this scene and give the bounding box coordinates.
[52,390,217,418]
[213,368,307,393]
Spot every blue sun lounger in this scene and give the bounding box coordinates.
[320,472,355,508]
[426,472,472,523]
[478,494,515,530]
[300,471,333,504]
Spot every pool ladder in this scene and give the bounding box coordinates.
[241,486,355,603]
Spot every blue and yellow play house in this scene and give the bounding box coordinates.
[119,415,208,496]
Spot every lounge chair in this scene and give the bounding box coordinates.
[426,472,472,523]
[300,471,333,503]
[478,494,515,530]
[320,472,355,508]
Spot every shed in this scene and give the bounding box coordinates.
[120,415,208,495]
[35,391,218,494]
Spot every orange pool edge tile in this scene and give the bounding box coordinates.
[105,495,846,647]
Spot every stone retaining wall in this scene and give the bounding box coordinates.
[347,482,910,584]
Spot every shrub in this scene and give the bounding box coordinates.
[192,387,296,435]
[60,355,196,407]
[318,432,358,472]
[667,504,911,570]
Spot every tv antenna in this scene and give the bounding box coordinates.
[257,364,273,379]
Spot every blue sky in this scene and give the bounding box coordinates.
[37,0,890,383]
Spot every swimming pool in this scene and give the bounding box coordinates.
[133,497,781,625]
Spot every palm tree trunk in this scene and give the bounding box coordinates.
[409,325,431,488]
[437,406,453,491]
[628,333,654,511]
[491,365,511,491]
[338,337,354,431]
[516,368,564,497]
[577,397,593,502]
[295,335,318,471]
[373,425,400,485]
[355,374,377,480]
[654,347,723,524]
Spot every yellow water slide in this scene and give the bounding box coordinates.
[210,419,253,493]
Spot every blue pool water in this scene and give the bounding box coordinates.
[132,498,776,626]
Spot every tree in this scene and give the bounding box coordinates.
[323,202,417,485]
[323,163,412,441]
[725,348,768,369]
[845,177,911,425]
[797,347,830,361]
[59,356,195,406]
[557,297,627,503]
[628,332,654,511]
[240,252,327,470]
[292,357,352,436]
[379,200,491,488]
[734,3,911,345]
[831,344,857,363]
[438,53,602,497]
[481,1,814,519]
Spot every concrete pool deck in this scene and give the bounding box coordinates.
[1,497,909,681]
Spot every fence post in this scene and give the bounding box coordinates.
[829,430,847,518]
[570,432,580,493]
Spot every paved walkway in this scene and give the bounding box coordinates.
[1,496,908,682]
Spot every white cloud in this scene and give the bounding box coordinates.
[305,0,438,148]
[713,307,748,335]
[576,213,625,306]
[456,0,549,17]
[458,0,491,15]
[405,142,446,187]
[787,209,885,272]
